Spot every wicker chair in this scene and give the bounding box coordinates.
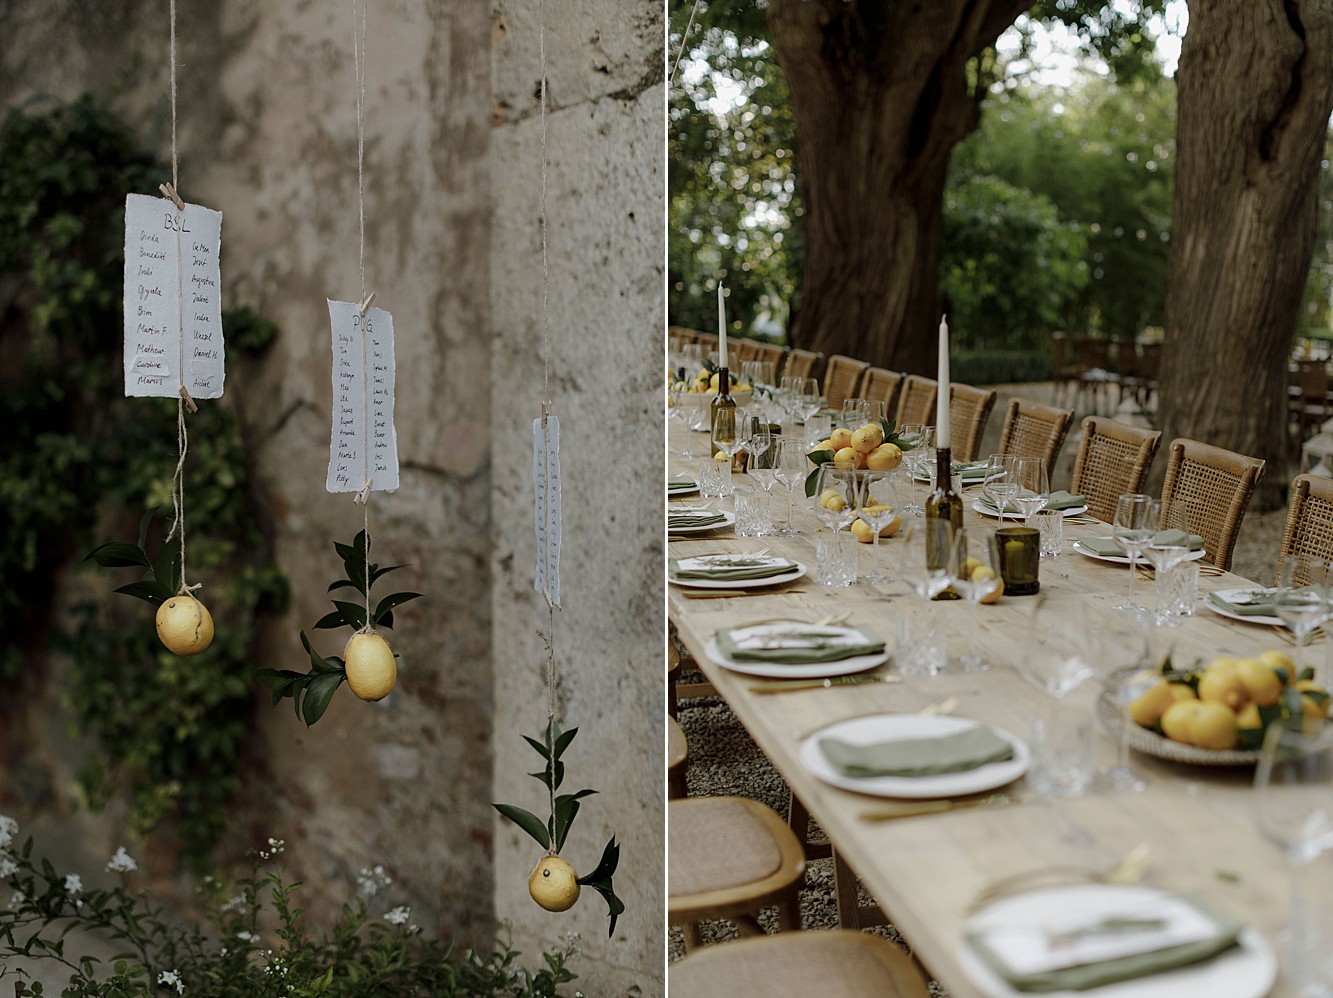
[894,374,938,427]
[668,325,701,346]
[1069,416,1162,523]
[781,348,822,382]
[858,367,903,418]
[668,715,688,799]
[998,397,1075,470]
[669,796,806,950]
[750,341,786,370]
[1276,474,1333,585]
[948,383,997,462]
[731,338,763,365]
[1160,438,1265,573]
[823,354,871,410]
[669,931,929,997]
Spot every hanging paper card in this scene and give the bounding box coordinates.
[327,300,399,494]
[123,193,224,399]
[532,414,561,605]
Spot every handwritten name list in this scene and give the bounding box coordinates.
[326,300,399,494]
[122,193,224,399]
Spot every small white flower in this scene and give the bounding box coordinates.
[8,890,24,909]
[63,873,82,894]
[0,816,16,850]
[105,846,138,873]
[0,858,17,878]
[236,930,258,943]
[383,905,410,926]
[258,837,285,860]
[356,864,392,898]
[157,969,185,994]
[221,893,245,912]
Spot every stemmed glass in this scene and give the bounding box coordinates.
[770,438,808,536]
[1277,555,1331,685]
[948,530,1003,671]
[857,469,901,584]
[840,398,868,429]
[983,453,1018,525]
[796,378,822,423]
[1008,456,1049,525]
[898,519,952,601]
[1142,499,1193,626]
[812,465,857,536]
[746,432,780,532]
[1112,494,1158,614]
[739,413,771,474]
[1254,718,1333,994]
[667,383,697,458]
[900,424,933,515]
[711,408,745,488]
[861,399,886,428]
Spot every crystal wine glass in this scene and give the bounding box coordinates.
[901,424,934,516]
[898,519,952,602]
[770,437,807,536]
[1112,494,1158,614]
[948,529,1002,671]
[811,464,857,537]
[797,377,822,423]
[1277,555,1331,685]
[983,453,1018,526]
[1008,455,1049,525]
[857,469,901,584]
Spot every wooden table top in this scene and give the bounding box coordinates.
[668,426,1323,997]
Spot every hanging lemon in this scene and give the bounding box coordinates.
[155,594,214,656]
[528,855,580,912]
[344,630,396,701]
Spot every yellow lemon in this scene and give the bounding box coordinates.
[344,631,397,701]
[850,518,874,543]
[850,424,884,454]
[811,438,833,455]
[829,428,854,452]
[155,594,214,656]
[973,564,1003,604]
[865,442,903,470]
[1295,680,1331,719]
[878,514,902,539]
[832,446,861,471]
[528,855,580,912]
[1191,701,1240,750]
[1198,660,1248,711]
[1161,700,1204,745]
[1257,649,1295,684]
[1130,680,1175,728]
[1167,682,1197,702]
[820,490,848,512]
[1236,702,1262,731]
[1235,658,1283,707]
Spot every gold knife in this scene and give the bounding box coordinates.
[749,674,901,694]
[860,792,1019,822]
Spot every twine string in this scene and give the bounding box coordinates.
[353,0,373,632]
[669,0,702,85]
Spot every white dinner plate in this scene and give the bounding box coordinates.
[799,714,1029,799]
[668,555,807,590]
[704,624,889,680]
[1071,540,1207,567]
[668,481,699,497]
[667,509,735,534]
[1202,587,1283,627]
[973,500,1090,520]
[958,884,1275,998]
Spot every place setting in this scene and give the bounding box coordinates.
[667,504,734,535]
[667,552,807,591]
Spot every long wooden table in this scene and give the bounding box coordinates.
[668,429,1325,997]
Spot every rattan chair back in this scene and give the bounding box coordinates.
[750,341,786,370]
[1160,438,1265,572]
[894,375,938,428]
[998,397,1075,469]
[948,383,997,462]
[1069,416,1162,523]
[731,338,763,365]
[1276,474,1333,585]
[781,348,822,382]
[823,354,871,410]
[859,367,903,417]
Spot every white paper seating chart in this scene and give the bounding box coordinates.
[533,415,562,606]
[122,193,224,399]
[326,300,399,494]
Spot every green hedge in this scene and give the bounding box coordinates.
[953,350,1054,386]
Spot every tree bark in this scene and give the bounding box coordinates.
[767,0,1029,373]
[1159,0,1333,509]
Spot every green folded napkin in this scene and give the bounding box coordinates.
[819,725,1014,778]
[966,895,1243,993]
[669,556,795,581]
[668,478,697,491]
[978,490,1086,514]
[716,626,885,664]
[1081,530,1204,558]
[668,511,728,528]
[1204,587,1316,617]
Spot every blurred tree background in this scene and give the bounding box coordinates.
[668,1,1333,361]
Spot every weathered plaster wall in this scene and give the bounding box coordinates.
[1,0,500,944]
[489,1,664,994]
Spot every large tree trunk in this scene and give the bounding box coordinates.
[1159,0,1333,509]
[767,0,1028,372]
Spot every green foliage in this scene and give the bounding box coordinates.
[0,832,578,996]
[0,97,287,864]
[255,531,420,726]
[493,720,624,937]
[940,176,1089,350]
[952,350,1055,386]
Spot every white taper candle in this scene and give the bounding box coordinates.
[936,315,951,449]
[717,285,727,370]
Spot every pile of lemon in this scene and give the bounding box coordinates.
[1131,651,1330,750]
[812,423,903,473]
[669,367,751,394]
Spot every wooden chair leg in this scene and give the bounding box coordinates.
[683,921,702,951]
[736,913,763,936]
[776,886,803,932]
[833,848,862,929]
[788,793,831,861]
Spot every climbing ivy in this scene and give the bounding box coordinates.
[0,96,287,864]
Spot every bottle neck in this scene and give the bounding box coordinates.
[934,445,953,489]
[718,366,730,395]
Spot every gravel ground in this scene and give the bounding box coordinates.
[667,382,1292,989]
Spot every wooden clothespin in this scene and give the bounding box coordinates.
[541,399,553,426]
[179,385,198,414]
[354,477,373,505]
[159,182,185,212]
[358,291,376,317]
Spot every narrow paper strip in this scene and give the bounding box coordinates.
[533,414,561,606]
[327,300,399,493]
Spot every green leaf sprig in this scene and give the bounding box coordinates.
[254,530,421,726]
[803,417,913,497]
[493,719,625,937]
[85,509,183,604]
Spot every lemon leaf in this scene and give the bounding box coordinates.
[327,578,358,594]
[312,610,345,630]
[85,541,151,568]
[301,672,343,725]
[254,667,306,690]
[493,804,549,850]
[370,563,406,584]
[113,581,168,604]
[331,601,368,631]
[576,836,621,886]
[153,535,181,596]
[552,790,597,852]
[136,508,157,551]
[553,726,579,759]
[373,591,422,624]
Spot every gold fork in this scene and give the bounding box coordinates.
[792,695,959,741]
[965,842,1153,913]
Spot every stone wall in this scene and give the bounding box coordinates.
[1,1,662,983]
[489,1,664,994]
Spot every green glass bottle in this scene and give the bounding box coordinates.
[924,442,963,598]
